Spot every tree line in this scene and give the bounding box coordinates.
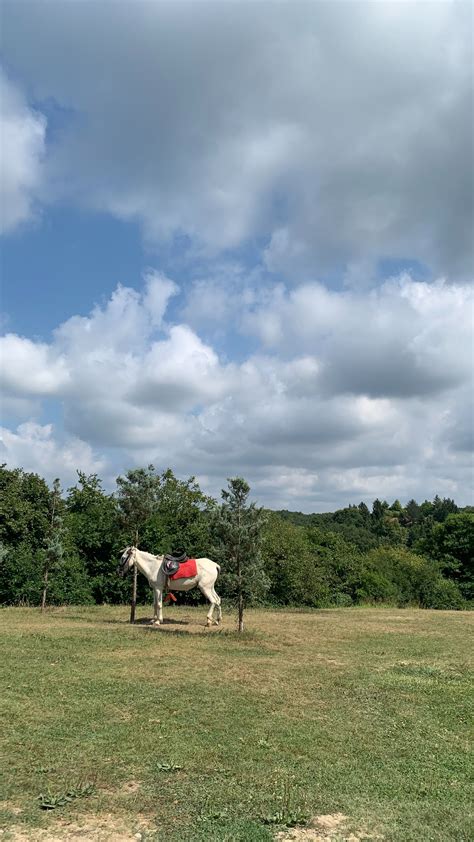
[0,463,472,612]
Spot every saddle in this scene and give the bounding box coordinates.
[162,550,188,577]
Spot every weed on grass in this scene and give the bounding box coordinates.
[165,817,273,842]
[153,762,183,773]
[36,781,96,810]
[261,776,310,829]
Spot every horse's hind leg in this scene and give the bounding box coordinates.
[199,584,218,627]
[212,588,222,624]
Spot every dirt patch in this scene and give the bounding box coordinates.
[0,802,24,817]
[1,813,150,842]
[119,780,141,795]
[275,813,382,841]
[100,779,142,798]
[315,814,348,830]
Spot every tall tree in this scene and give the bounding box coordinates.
[213,477,268,632]
[402,499,421,528]
[145,468,215,557]
[418,512,474,600]
[66,472,121,602]
[115,465,161,622]
[0,464,50,549]
[41,479,65,611]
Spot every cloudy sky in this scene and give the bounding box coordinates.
[1,0,473,510]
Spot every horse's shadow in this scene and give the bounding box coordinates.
[135,616,225,635]
[134,617,190,627]
[98,615,192,628]
[135,617,222,637]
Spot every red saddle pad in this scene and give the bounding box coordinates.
[169,558,198,580]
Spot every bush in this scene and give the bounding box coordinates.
[353,546,466,609]
[354,568,399,604]
[0,542,43,605]
[261,517,340,607]
[418,575,465,610]
[44,554,94,606]
[0,545,94,607]
[305,527,363,605]
[331,592,353,607]
[418,513,474,600]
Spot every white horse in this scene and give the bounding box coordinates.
[117,547,222,627]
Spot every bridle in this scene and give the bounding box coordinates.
[118,546,136,576]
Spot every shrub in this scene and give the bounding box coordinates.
[354,568,399,604]
[0,542,43,605]
[418,575,465,610]
[261,517,338,607]
[354,546,466,609]
[39,554,93,606]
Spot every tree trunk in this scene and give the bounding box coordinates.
[41,486,57,613]
[238,590,244,632]
[130,564,137,624]
[237,547,244,632]
[41,566,49,612]
[129,529,139,624]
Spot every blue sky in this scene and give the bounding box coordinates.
[2,209,143,338]
[1,0,472,510]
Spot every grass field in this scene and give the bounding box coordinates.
[0,605,473,842]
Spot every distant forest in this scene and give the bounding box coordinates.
[1,463,472,610]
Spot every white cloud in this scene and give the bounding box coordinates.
[2,271,472,509]
[1,1,472,277]
[129,325,230,409]
[0,334,68,396]
[244,275,473,398]
[143,270,179,328]
[180,262,261,334]
[0,422,105,487]
[0,69,46,233]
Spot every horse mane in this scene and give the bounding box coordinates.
[135,548,163,563]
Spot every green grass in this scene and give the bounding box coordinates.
[0,605,473,841]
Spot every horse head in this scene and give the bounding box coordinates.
[117,546,136,577]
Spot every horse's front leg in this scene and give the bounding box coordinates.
[152,587,163,625]
[199,584,216,627]
[152,589,158,623]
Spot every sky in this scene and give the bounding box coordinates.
[0,0,473,511]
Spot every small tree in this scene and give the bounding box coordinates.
[41,478,65,611]
[115,466,160,622]
[213,477,268,632]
